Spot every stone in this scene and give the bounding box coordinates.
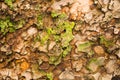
[59,70,75,80]
[93,46,105,55]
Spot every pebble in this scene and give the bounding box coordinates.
[27,27,37,36]
[59,70,75,80]
[93,46,105,55]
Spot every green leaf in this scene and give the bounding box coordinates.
[36,14,43,29]
[16,20,25,29]
[40,34,49,45]
[58,13,67,19]
[9,27,15,32]
[49,55,62,66]
[51,11,67,19]
[88,50,94,56]
[46,72,53,80]
[4,0,14,8]
[34,34,41,42]
[86,57,105,72]
[100,36,113,47]
[51,11,59,18]
[78,41,93,52]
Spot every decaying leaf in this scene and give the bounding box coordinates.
[87,57,105,72]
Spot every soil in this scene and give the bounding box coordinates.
[0,0,120,80]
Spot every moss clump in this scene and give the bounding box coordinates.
[0,18,15,35]
[16,20,25,29]
[36,14,44,29]
[61,21,75,47]
[49,55,62,66]
[51,11,67,19]
[0,18,26,35]
[46,72,53,80]
[4,0,14,9]
[62,46,72,57]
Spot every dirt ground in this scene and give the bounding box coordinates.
[0,0,120,80]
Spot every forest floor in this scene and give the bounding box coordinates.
[0,0,120,80]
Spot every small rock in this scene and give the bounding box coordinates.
[105,32,113,39]
[70,2,79,17]
[38,44,48,52]
[74,34,83,42]
[72,60,83,71]
[92,72,101,80]
[21,32,29,40]
[12,37,24,53]
[1,3,7,9]
[114,28,119,34]
[59,70,75,80]
[93,46,105,55]
[99,74,112,80]
[105,60,116,73]
[27,27,37,36]
[25,4,31,9]
[48,41,56,50]
[84,12,93,22]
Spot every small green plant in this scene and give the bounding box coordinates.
[16,20,25,29]
[36,14,43,29]
[0,18,15,35]
[40,34,49,45]
[61,21,75,47]
[46,28,56,35]
[49,55,62,66]
[51,11,67,19]
[86,57,105,72]
[34,34,41,42]
[51,11,61,18]
[4,0,14,9]
[46,72,53,80]
[0,18,25,35]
